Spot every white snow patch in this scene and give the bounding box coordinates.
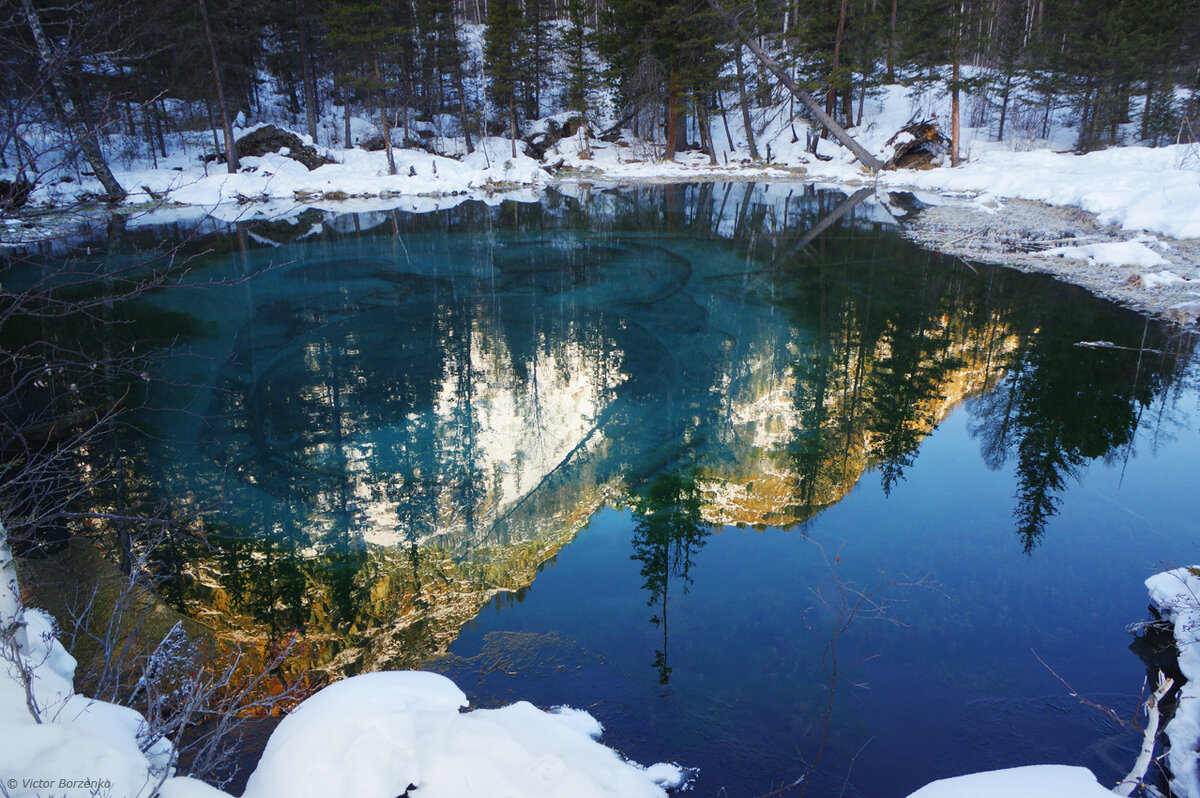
[0,610,172,798]
[5,608,686,798]
[905,764,1119,798]
[240,671,687,798]
[1041,241,1170,268]
[1139,270,1192,290]
[1146,567,1200,798]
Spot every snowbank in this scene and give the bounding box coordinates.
[905,764,1118,798]
[1146,567,1200,798]
[3,610,686,798]
[239,671,685,798]
[10,566,1200,798]
[0,609,173,798]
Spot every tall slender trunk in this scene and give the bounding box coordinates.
[826,0,849,124]
[509,95,517,158]
[20,0,125,200]
[886,0,897,83]
[951,10,961,167]
[997,73,1012,142]
[342,81,352,148]
[453,24,474,154]
[717,91,736,151]
[374,54,397,175]
[198,0,238,173]
[296,0,319,144]
[696,97,717,164]
[665,60,680,162]
[735,41,759,160]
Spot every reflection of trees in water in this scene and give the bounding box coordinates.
[629,471,712,684]
[967,315,1194,552]
[775,236,1014,524]
[59,182,1199,676]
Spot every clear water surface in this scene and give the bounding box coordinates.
[15,184,1199,797]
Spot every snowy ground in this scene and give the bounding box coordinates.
[4,81,1199,324]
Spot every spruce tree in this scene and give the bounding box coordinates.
[484,0,527,156]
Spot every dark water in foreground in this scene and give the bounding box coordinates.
[11,184,1199,796]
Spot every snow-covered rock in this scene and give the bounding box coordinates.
[905,764,1119,798]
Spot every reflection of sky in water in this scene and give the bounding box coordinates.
[108,185,1199,797]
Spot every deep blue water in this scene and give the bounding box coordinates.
[14,183,1198,796]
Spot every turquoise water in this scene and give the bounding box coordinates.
[14,184,1198,796]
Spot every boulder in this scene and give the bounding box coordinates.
[236,125,333,171]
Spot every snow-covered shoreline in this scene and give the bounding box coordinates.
[8,559,1197,798]
[6,124,1198,327]
[895,195,1200,326]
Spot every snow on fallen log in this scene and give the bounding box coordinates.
[880,120,952,170]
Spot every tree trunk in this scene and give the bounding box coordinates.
[20,0,126,201]
[827,0,849,124]
[665,61,681,162]
[951,5,962,167]
[717,91,736,151]
[697,97,717,164]
[198,0,239,173]
[296,0,319,144]
[453,34,474,154]
[509,95,517,158]
[886,0,897,83]
[735,41,760,160]
[997,74,1012,142]
[342,81,352,148]
[714,0,884,171]
[374,54,397,175]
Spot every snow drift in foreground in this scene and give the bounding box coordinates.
[231,670,686,798]
[1146,567,1200,798]
[1,624,686,798]
[0,608,174,798]
[11,566,1200,798]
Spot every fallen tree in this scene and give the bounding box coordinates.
[709,0,885,172]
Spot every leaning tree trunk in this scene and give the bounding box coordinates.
[713,0,884,172]
[198,0,238,173]
[20,0,126,201]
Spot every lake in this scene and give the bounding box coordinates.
[9,183,1199,797]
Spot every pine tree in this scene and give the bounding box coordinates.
[326,0,413,173]
[562,0,598,117]
[484,0,527,156]
[602,0,725,160]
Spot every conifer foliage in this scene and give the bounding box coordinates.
[0,0,1198,182]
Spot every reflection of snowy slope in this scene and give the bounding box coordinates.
[355,319,627,549]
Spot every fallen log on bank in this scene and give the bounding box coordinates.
[710,0,885,172]
[883,119,951,169]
